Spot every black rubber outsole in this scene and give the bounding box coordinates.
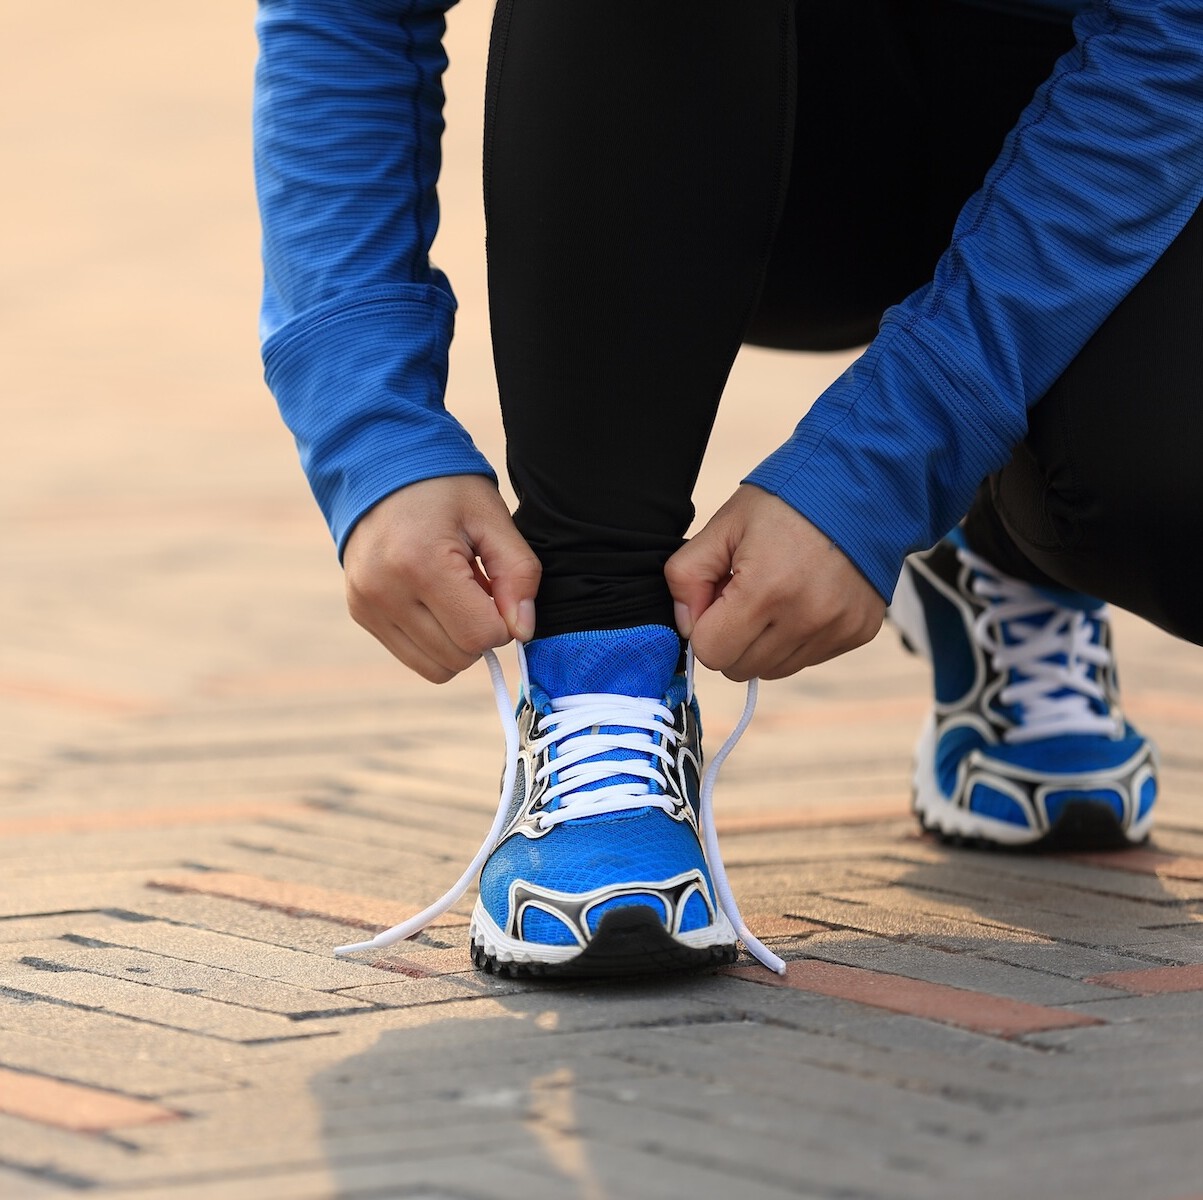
[471,906,739,980]
[917,797,1147,853]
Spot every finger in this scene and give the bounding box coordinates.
[421,548,513,654]
[724,608,885,681]
[470,557,494,596]
[398,599,489,673]
[362,616,458,684]
[687,579,771,674]
[722,631,815,682]
[348,543,508,670]
[471,518,542,642]
[664,531,734,638]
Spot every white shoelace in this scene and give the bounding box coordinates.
[525,693,683,829]
[961,547,1121,745]
[335,645,785,974]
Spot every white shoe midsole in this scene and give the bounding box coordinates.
[469,896,737,966]
[913,713,1154,844]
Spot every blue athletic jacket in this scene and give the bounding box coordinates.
[254,0,1203,601]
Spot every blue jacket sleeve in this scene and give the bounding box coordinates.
[254,0,496,557]
[746,0,1203,601]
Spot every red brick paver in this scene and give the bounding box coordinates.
[724,958,1104,1037]
[0,1068,180,1134]
[1088,964,1203,995]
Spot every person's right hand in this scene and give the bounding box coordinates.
[343,475,542,683]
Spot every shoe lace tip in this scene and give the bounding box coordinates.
[740,933,786,975]
[333,939,375,956]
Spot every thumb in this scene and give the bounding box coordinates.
[664,523,736,639]
[472,519,542,642]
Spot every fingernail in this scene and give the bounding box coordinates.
[674,601,694,638]
[515,598,536,641]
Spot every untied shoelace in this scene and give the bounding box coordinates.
[335,643,786,974]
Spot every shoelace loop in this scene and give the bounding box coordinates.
[961,547,1121,745]
[335,645,785,974]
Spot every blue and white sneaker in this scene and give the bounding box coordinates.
[469,625,739,977]
[889,530,1157,849]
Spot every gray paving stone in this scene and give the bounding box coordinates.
[121,1095,525,1163]
[781,1005,1057,1068]
[1119,930,1203,964]
[0,828,261,873]
[936,849,1203,903]
[995,1085,1203,1141]
[0,960,337,1043]
[0,1164,70,1199]
[577,1029,998,1143]
[1156,825,1203,852]
[1025,995,1201,1038]
[59,918,391,989]
[207,825,454,884]
[0,997,267,1079]
[335,973,527,1008]
[0,912,133,945]
[7,939,377,1019]
[1063,989,1203,1022]
[506,1142,872,1200]
[798,933,1119,1004]
[721,833,922,871]
[148,855,453,911]
[1003,1031,1203,1096]
[0,1028,231,1099]
[872,862,1195,924]
[716,830,917,870]
[96,1154,608,1200]
[0,872,160,920]
[337,939,479,980]
[518,1090,956,1200]
[648,1018,1048,1108]
[774,889,1049,947]
[963,940,1162,979]
[0,1113,140,1189]
[957,1114,1203,1200]
[276,800,489,854]
[117,891,414,957]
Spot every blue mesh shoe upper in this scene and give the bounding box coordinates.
[902,530,1156,837]
[479,625,721,949]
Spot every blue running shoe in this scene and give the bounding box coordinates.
[889,530,1157,849]
[469,625,739,977]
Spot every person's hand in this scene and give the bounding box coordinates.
[665,483,885,681]
[343,475,541,683]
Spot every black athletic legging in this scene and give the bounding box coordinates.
[484,0,1203,644]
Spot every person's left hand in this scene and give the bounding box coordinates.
[665,483,886,680]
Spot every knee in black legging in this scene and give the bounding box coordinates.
[993,408,1203,646]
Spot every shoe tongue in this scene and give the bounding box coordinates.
[524,625,684,812]
[525,624,682,700]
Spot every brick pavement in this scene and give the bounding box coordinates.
[4,5,1203,1199]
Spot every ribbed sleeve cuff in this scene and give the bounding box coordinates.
[744,325,1025,601]
[263,286,497,556]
